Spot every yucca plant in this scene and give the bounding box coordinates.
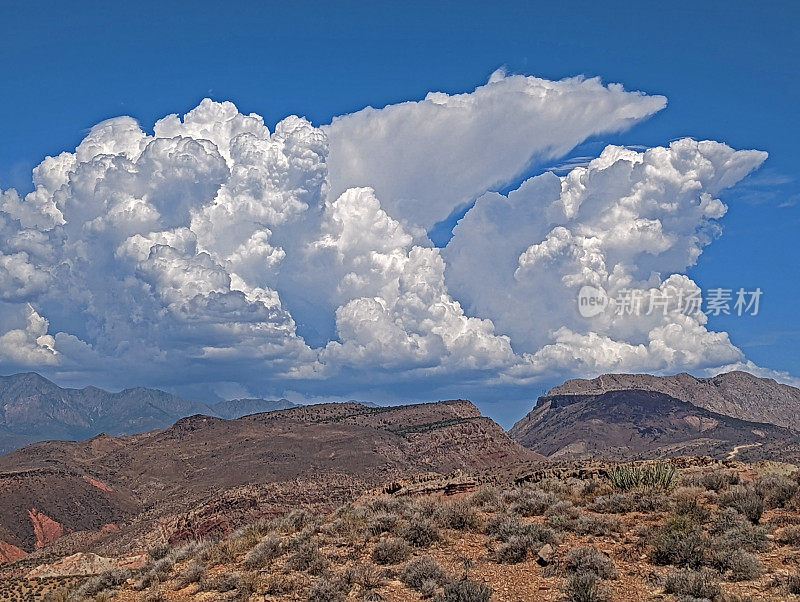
[609,462,676,491]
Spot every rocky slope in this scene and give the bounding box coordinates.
[0,400,540,563]
[510,389,800,461]
[548,371,800,431]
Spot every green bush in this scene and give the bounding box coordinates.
[608,462,676,491]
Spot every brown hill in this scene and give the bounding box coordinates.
[509,389,800,461]
[547,370,800,431]
[0,400,540,562]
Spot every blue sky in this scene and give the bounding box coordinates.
[0,1,798,424]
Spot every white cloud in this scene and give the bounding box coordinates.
[0,76,788,400]
[325,70,667,230]
[444,139,767,381]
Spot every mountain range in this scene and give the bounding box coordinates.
[0,373,297,455]
[3,369,800,565]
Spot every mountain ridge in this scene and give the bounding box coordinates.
[0,373,302,455]
[546,370,800,431]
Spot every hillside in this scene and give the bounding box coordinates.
[5,459,800,601]
[0,400,540,564]
[510,389,800,461]
[548,371,800,431]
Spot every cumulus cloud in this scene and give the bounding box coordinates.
[325,70,667,230]
[0,74,786,399]
[444,139,767,381]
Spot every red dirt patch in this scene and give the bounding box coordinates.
[83,476,114,492]
[0,540,27,563]
[27,508,64,549]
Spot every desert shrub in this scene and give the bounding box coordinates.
[545,501,583,530]
[372,537,411,565]
[590,489,671,514]
[588,494,630,514]
[718,487,765,523]
[755,474,798,508]
[308,577,350,602]
[495,536,531,564]
[243,533,282,568]
[650,518,709,568]
[401,516,441,548]
[711,548,762,581]
[783,573,800,594]
[366,513,400,536]
[609,462,676,491]
[174,562,205,589]
[401,556,449,591]
[776,524,800,545]
[70,569,131,599]
[469,486,503,510]
[173,540,203,562]
[507,487,558,517]
[263,573,302,595]
[435,579,493,602]
[368,496,405,515]
[492,521,558,564]
[564,547,617,579]
[286,540,327,575]
[201,572,243,593]
[570,514,623,536]
[562,571,607,602]
[276,508,314,532]
[228,520,272,554]
[439,499,481,531]
[682,470,739,492]
[345,563,387,589]
[199,540,234,566]
[673,488,713,522]
[148,544,171,560]
[409,498,442,517]
[486,515,557,544]
[664,568,721,599]
[710,509,769,552]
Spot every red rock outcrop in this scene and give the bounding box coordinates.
[28,508,64,549]
[0,540,27,563]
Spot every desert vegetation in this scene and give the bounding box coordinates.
[5,460,800,600]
